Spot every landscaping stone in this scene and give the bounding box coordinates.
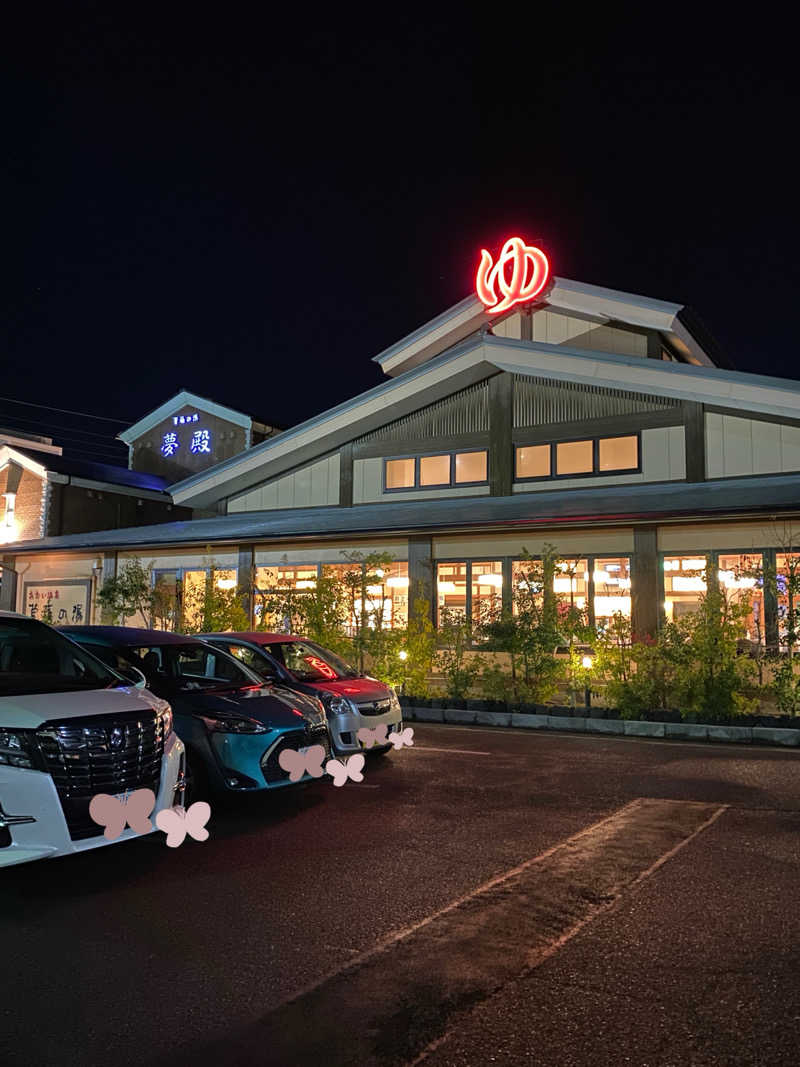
[706,725,752,743]
[752,727,800,746]
[476,710,512,727]
[585,718,625,735]
[510,713,549,729]
[548,715,586,731]
[444,709,477,725]
[623,720,665,738]
[665,723,708,741]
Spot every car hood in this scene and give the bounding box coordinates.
[169,687,316,729]
[0,686,167,729]
[307,677,392,704]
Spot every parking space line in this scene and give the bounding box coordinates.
[183,798,726,1066]
[413,745,492,756]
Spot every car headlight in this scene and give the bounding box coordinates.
[159,704,173,739]
[0,729,36,769]
[199,715,268,734]
[323,694,356,716]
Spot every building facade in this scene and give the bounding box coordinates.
[4,249,800,647]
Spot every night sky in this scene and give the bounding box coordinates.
[5,10,799,465]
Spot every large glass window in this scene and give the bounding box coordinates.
[664,555,707,621]
[775,552,800,650]
[437,562,468,623]
[455,451,488,484]
[556,440,593,475]
[181,568,237,630]
[419,454,450,486]
[471,561,503,626]
[515,444,550,479]
[598,435,638,472]
[553,559,589,612]
[385,451,488,491]
[718,553,763,644]
[593,557,632,630]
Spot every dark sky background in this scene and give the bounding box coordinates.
[4,9,799,465]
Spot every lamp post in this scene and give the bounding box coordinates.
[581,653,594,711]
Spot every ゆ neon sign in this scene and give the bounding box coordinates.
[476,236,550,314]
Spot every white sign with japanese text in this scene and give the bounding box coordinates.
[22,579,92,626]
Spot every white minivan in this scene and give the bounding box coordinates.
[1,611,184,867]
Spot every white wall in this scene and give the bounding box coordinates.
[530,310,648,357]
[228,453,340,513]
[513,425,685,493]
[705,413,800,478]
[353,457,491,504]
[254,541,408,565]
[434,527,635,558]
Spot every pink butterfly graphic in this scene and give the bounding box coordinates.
[88,788,156,841]
[278,743,327,782]
[387,726,414,750]
[155,802,211,848]
[356,723,388,749]
[325,753,365,787]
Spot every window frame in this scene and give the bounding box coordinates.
[513,432,642,483]
[383,449,490,493]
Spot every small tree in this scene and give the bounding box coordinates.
[181,558,249,635]
[97,559,159,627]
[436,606,481,701]
[398,598,436,697]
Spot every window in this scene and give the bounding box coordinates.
[437,562,468,623]
[455,451,487,484]
[663,555,707,620]
[598,435,638,472]
[254,564,319,630]
[775,553,800,651]
[384,451,488,491]
[718,553,763,644]
[419,454,450,486]
[471,561,503,626]
[515,445,550,479]
[593,557,632,629]
[385,458,415,489]
[556,440,593,475]
[182,568,237,630]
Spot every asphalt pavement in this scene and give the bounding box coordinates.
[2,725,799,1066]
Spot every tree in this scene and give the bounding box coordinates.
[181,557,249,635]
[97,559,159,627]
[437,606,481,701]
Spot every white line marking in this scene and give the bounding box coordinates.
[413,745,491,756]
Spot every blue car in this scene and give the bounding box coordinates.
[60,627,330,800]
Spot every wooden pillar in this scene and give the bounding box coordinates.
[632,526,660,640]
[488,372,513,498]
[682,401,706,482]
[238,544,255,626]
[339,443,354,507]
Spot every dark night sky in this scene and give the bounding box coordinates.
[4,9,799,465]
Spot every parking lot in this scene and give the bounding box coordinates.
[3,724,800,1066]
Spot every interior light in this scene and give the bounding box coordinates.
[437,581,457,594]
[475,574,503,587]
[385,576,410,588]
[215,578,237,589]
[295,580,316,589]
[682,558,706,571]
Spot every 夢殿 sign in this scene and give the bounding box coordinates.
[22,579,92,626]
[476,236,550,314]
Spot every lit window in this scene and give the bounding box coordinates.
[593,557,632,629]
[515,445,550,479]
[455,451,487,483]
[719,553,763,645]
[471,561,503,626]
[385,458,415,489]
[556,440,593,475]
[419,454,451,486]
[663,555,707,621]
[437,562,467,623]
[598,436,638,472]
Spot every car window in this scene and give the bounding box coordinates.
[129,643,256,691]
[0,618,120,696]
[225,643,273,672]
[270,640,358,682]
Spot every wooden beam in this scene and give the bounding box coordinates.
[489,373,513,497]
[339,443,353,507]
[682,401,705,482]
[632,526,659,639]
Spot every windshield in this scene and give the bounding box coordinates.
[0,617,121,697]
[123,642,263,693]
[266,640,359,683]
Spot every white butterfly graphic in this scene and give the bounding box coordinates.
[387,726,414,750]
[155,802,211,848]
[325,753,365,787]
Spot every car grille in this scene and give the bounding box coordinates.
[36,710,165,841]
[260,726,332,785]
[357,698,392,717]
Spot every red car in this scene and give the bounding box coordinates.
[199,632,402,755]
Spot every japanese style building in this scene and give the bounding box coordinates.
[4,239,800,645]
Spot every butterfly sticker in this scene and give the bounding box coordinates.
[356,723,388,749]
[278,743,327,782]
[155,802,211,848]
[88,788,156,841]
[387,727,414,750]
[325,753,365,787]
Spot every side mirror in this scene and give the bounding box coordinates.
[121,666,148,690]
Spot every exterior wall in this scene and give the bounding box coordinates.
[0,463,45,543]
[129,403,249,481]
[46,482,189,536]
[705,413,800,478]
[353,457,491,504]
[433,528,635,559]
[254,540,408,566]
[657,519,800,553]
[513,426,685,493]
[118,548,240,571]
[228,454,340,513]
[14,552,98,619]
[530,310,648,357]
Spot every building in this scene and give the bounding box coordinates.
[4,238,800,646]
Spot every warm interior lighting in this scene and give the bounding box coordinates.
[295,580,316,589]
[385,576,410,589]
[672,576,707,592]
[581,654,594,670]
[215,577,237,590]
[437,581,457,593]
[682,559,706,571]
[475,573,503,588]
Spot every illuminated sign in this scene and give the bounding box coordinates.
[190,429,211,454]
[173,413,200,425]
[476,236,550,314]
[161,432,179,457]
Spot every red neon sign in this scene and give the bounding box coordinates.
[303,654,337,680]
[475,236,550,314]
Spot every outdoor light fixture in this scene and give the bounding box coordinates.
[398,650,408,661]
[581,654,594,670]
[581,654,594,711]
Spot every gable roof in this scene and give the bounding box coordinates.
[117,389,256,446]
[0,444,172,494]
[166,333,800,510]
[372,276,725,378]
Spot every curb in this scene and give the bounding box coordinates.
[401,707,800,748]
